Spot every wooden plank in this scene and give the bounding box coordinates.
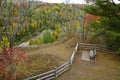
[79,43,114,54]
[79,47,91,50]
[80,47,113,54]
[37,73,55,80]
[70,51,76,63]
[56,67,69,77]
[79,45,94,47]
[96,47,112,51]
[74,43,79,50]
[45,76,55,80]
[70,43,79,64]
[79,45,106,50]
[24,69,55,80]
[79,43,105,47]
[96,49,113,54]
[57,61,69,70]
[79,43,113,51]
[56,64,70,74]
[39,69,55,77]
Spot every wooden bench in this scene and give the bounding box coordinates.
[81,48,96,61]
[90,48,96,61]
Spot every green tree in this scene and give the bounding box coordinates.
[84,0,120,54]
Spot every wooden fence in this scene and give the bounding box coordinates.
[24,43,113,80]
[78,43,113,54]
[24,43,79,80]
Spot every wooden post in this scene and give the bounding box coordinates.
[69,60,71,69]
[94,48,96,56]
[54,67,57,78]
[90,49,93,57]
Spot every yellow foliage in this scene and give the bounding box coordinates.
[13,22,17,27]
[47,10,50,13]
[31,20,37,28]
[1,41,10,48]
[1,35,10,48]
[55,24,61,34]
[2,35,8,41]
[74,21,80,27]
[35,9,40,13]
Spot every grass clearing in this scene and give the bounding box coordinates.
[22,36,78,79]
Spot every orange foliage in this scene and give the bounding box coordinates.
[61,13,66,18]
[84,14,100,27]
[15,2,20,7]
[21,4,26,9]
[37,3,50,7]
[14,2,26,9]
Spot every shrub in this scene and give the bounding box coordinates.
[29,37,43,46]
[106,31,120,54]
[0,48,30,80]
[52,31,58,41]
[43,30,54,43]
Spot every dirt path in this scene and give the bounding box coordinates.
[57,51,120,80]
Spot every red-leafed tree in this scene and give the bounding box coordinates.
[0,0,32,79]
[84,14,100,27]
[79,13,100,42]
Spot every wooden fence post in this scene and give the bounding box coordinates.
[55,67,57,78]
[69,60,71,69]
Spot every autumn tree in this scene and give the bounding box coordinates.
[84,0,120,54]
[0,0,33,49]
[0,1,33,79]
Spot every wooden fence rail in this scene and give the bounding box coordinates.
[78,43,113,54]
[24,43,113,80]
[24,43,79,80]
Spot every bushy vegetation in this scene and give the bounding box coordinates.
[0,0,120,79]
[43,30,54,43]
[84,0,120,54]
[29,37,43,46]
[0,48,29,80]
[15,3,85,45]
[0,1,86,79]
[0,1,32,80]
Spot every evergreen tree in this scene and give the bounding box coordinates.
[84,0,120,54]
